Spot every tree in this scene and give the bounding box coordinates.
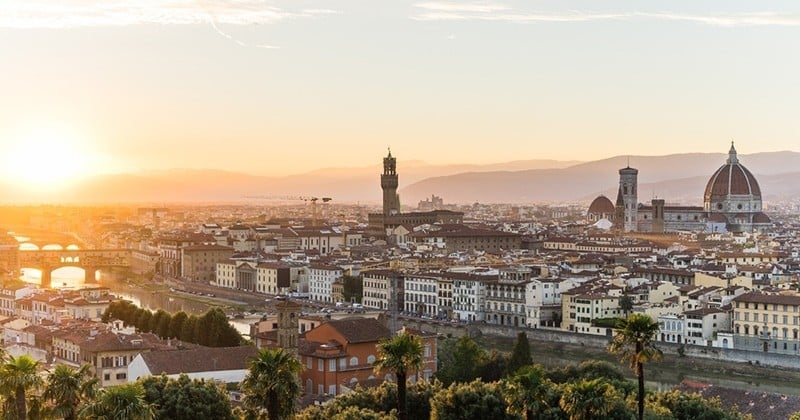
[619,295,634,319]
[341,275,363,304]
[150,309,172,338]
[504,364,553,420]
[136,310,152,332]
[608,313,662,420]
[194,308,242,347]
[429,380,515,420]
[648,390,751,420]
[0,354,44,420]
[507,332,533,375]
[436,336,484,385]
[373,332,424,420]
[169,311,188,339]
[180,315,198,342]
[241,348,303,420]
[79,383,155,420]
[477,350,508,383]
[140,374,234,420]
[559,379,620,420]
[43,364,98,420]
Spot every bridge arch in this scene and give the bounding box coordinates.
[17,248,130,288]
[20,266,98,288]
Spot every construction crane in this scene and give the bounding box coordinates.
[307,197,332,227]
[242,195,332,227]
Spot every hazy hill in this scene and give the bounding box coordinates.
[0,159,579,204]
[400,151,800,204]
[1,152,797,204]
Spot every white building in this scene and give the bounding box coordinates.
[404,274,439,317]
[657,313,685,344]
[0,283,36,317]
[215,260,304,295]
[683,307,731,347]
[485,279,528,327]
[362,270,399,311]
[525,278,579,328]
[128,346,257,383]
[452,273,494,322]
[308,264,343,303]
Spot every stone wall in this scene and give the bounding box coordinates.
[397,318,800,370]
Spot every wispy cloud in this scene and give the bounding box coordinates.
[639,11,800,27]
[415,2,510,14]
[412,2,800,27]
[0,0,339,29]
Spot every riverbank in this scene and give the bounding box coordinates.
[478,332,800,396]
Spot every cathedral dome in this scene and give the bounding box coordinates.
[704,143,761,203]
[588,195,615,215]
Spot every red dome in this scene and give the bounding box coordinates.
[588,195,615,215]
[704,144,761,201]
[753,212,771,224]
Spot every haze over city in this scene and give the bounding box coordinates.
[5,2,800,420]
[2,0,800,191]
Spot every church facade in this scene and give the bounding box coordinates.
[587,143,771,233]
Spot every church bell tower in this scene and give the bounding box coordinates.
[615,165,639,232]
[381,148,401,216]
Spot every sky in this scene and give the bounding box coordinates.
[1,0,800,182]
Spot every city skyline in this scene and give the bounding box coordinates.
[2,0,800,188]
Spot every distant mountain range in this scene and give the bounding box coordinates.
[401,151,800,204]
[1,152,798,205]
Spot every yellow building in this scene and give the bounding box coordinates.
[732,292,800,355]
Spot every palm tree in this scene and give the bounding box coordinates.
[241,348,303,420]
[43,364,98,420]
[504,364,552,420]
[608,313,662,420]
[559,378,618,420]
[373,331,424,420]
[78,383,154,420]
[0,354,44,420]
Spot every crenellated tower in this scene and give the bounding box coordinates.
[381,148,401,216]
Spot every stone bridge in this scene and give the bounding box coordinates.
[17,249,131,287]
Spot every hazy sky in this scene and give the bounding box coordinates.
[2,0,799,179]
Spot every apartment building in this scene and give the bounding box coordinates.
[309,264,344,303]
[403,273,439,317]
[362,270,402,311]
[732,292,800,354]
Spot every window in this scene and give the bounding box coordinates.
[318,359,324,371]
[116,373,126,380]
[350,357,359,366]
[329,359,336,372]
[104,373,110,381]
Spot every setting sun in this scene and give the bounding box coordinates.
[1,125,92,189]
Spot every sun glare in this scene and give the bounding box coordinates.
[1,125,92,189]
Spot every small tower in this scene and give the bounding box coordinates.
[276,299,301,357]
[727,140,738,164]
[615,165,639,232]
[381,148,401,216]
[651,198,665,233]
